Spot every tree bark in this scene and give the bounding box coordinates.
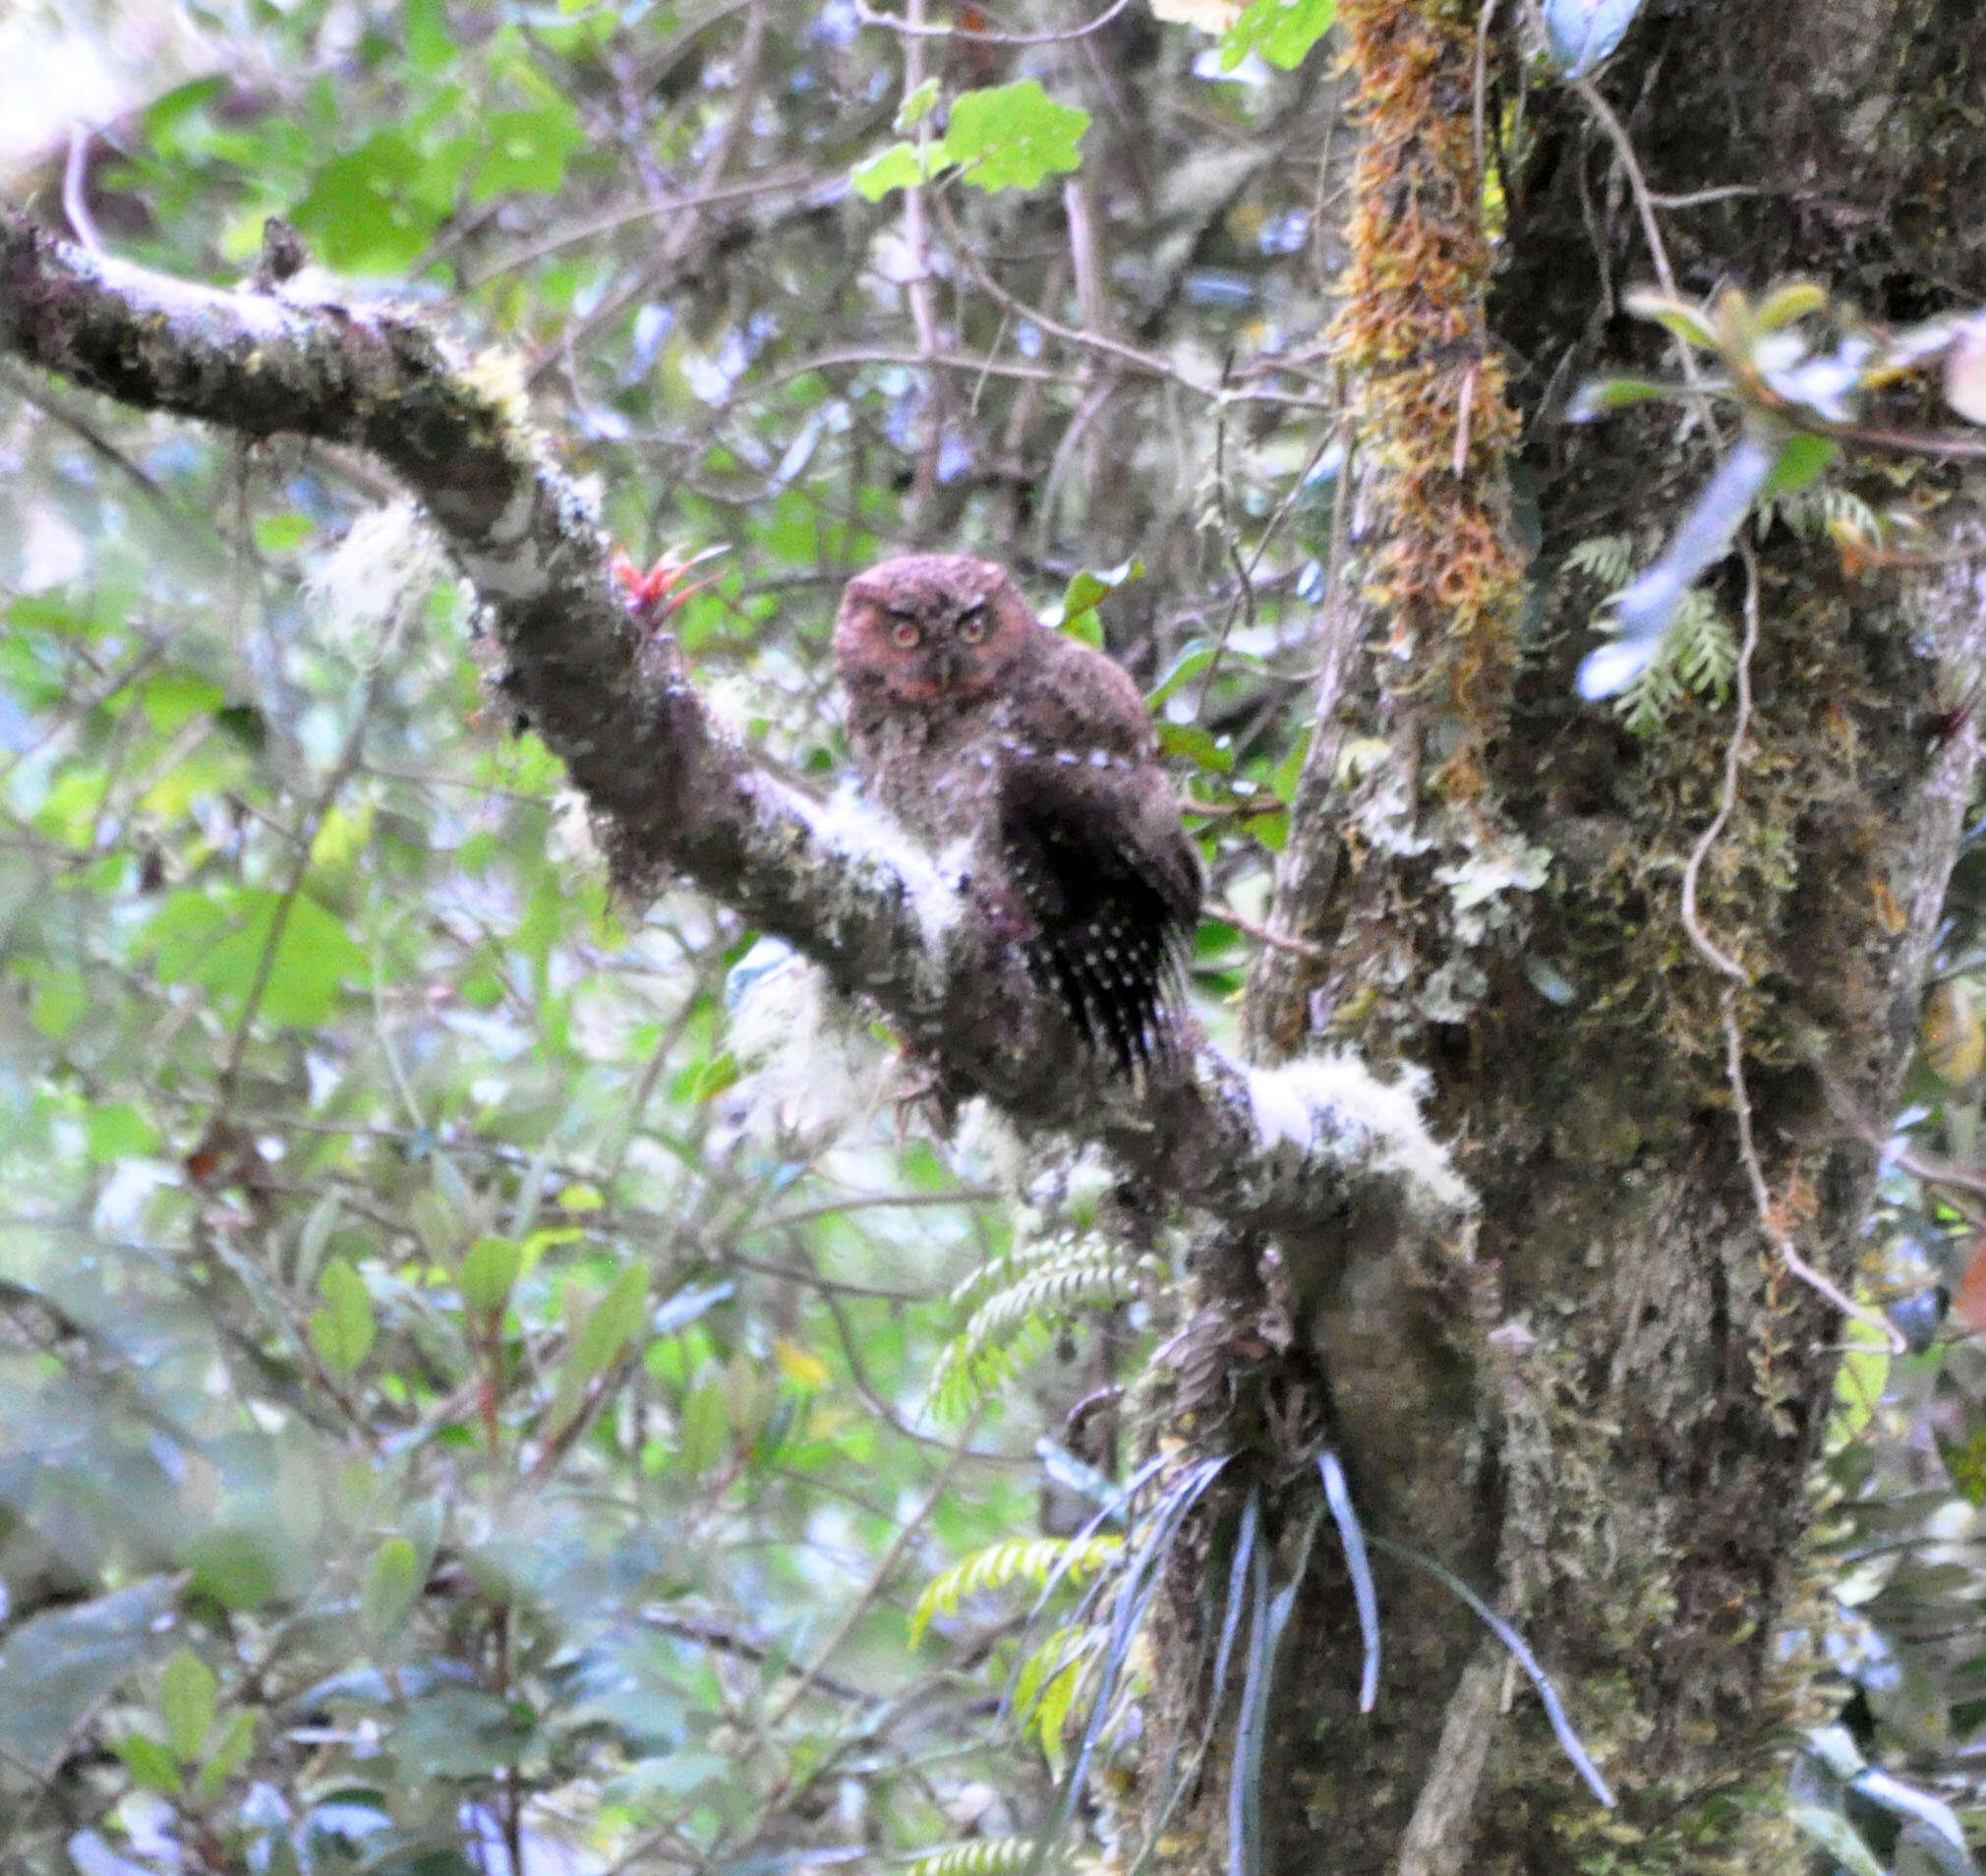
[5,0,1986,1864]
[1137,1,1986,1871]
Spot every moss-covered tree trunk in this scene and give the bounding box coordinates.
[1143,1,1986,1869]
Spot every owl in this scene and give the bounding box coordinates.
[834,554,1202,1074]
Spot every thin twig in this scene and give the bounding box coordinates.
[1678,547,1758,982]
[765,1409,984,1729]
[211,638,398,1119]
[855,0,1134,43]
[1211,902,1327,961]
[1721,989,1905,1354]
[1680,549,1906,1353]
[62,123,103,255]
[1196,370,1258,715]
[1471,0,1499,207]
[1570,73,1676,299]
[463,168,816,288]
[1646,185,1769,208]
[901,0,947,537]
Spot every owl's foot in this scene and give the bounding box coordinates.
[874,1053,955,1140]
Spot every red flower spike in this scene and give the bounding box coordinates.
[612,545,730,627]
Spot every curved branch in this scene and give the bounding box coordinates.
[0,203,1472,1257]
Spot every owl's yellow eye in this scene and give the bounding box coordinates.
[890,618,921,649]
[958,615,986,644]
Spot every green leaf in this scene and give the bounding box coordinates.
[468,103,585,205]
[1753,279,1829,332]
[195,1710,256,1805]
[0,1579,178,1776]
[1784,1804,1885,1876]
[310,1257,376,1378]
[1564,375,1686,420]
[677,1381,731,1477]
[1760,431,1839,500]
[115,1730,183,1796]
[1157,722,1234,773]
[293,132,442,273]
[1621,289,1721,353]
[897,77,941,130]
[403,0,454,72]
[251,511,315,556]
[361,1537,422,1640]
[395,1688,537,1779]
[549,1264,649,1432]
[606,1751,730,1803]
[140,888,366,1026]
[140,670,226,733]
[1146,643,1218,707]
[182,1525,283,1612]
[159,1648,216,1762]
[943,82,1088,191]
[1220,0,1337,69]
[852,142,927,202]
[1058,557,1143,645]
[460,1235,523,1315]
[84,1101,159,1163]
[689,1051,739,1103]
[27,968,86,1040]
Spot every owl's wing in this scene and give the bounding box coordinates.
[996,761,1203,1075]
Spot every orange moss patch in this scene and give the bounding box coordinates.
[1332,0,1524,798]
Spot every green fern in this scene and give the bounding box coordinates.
[1613,588,1736,734]
[1563,531,1636,586]
[910,1536,1125,1646]
[1568,533,1737,733]
[930,1316,1050,1422]
[901,1837,1040,1876]
[1014,1622,1104,1763]
[1761,480,1881,543]
[931,1234,1151,1416]
[964,1244,1147,1349]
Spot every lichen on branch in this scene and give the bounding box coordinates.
[0,200,1473,1267]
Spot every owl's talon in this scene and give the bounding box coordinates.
[874,1055,949,1141]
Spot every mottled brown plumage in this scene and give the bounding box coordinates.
[835,554,1201,1073]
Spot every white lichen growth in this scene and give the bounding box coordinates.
[803,786,967,958]
[1433,832,1552,946]
[464,345,532,424]
[548,788,605,870]
[307,500,448,660]
[721,937,884,1149]
[1245,1053,1474,1222]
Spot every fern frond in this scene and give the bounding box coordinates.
[1613,589,1737,735]
[910,1536,1125,1646]
[962,1244,1149,1354]
[1563,533,1636,587]
[950,1227,1109,1313]
[1016,1623,1103,1763]
[929,1316,1049,1420]
[901,1837,1038,1876]
[1764,481,1881,542]
[933,1239,1149,1415]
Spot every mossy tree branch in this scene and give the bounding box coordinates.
[0,200,1470,1265]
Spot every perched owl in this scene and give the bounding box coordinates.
[834,554,1202,1074]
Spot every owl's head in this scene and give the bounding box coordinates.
[834,554,1038,713]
